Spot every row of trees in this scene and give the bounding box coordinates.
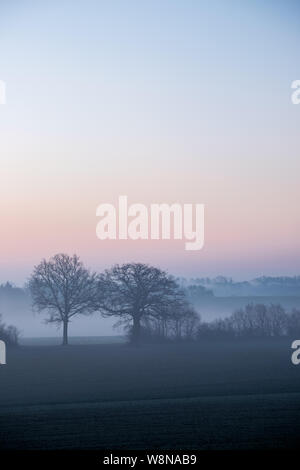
[133,304,300,342]
[197,303,300,339]
[29,254,196,345]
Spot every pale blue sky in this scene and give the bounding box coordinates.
[0,0,300,286]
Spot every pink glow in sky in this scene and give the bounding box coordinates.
[0,1,300,284]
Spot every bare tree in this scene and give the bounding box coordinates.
[29,254,97,345]
[0,314,20,346]
[267,304,287,336]
[96,263,185,344]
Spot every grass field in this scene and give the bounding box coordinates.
[1,338,300,450]
[19,336,126,346]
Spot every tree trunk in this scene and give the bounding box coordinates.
[62,320,69,346]
[131,316,141,345]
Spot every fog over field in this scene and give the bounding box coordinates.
[1,277,300,338]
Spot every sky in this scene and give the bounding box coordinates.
[0,0,300,285]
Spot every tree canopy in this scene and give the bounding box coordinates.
[96,262,186,344]
[29,254,97,345]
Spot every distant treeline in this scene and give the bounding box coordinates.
[2,275,300,306]
[178,276,300,297]
[0,282,28,300]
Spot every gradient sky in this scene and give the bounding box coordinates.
[0,0,300,285]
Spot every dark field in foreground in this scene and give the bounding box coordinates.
[1,339,300,449]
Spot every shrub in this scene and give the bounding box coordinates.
[0,314,20,346]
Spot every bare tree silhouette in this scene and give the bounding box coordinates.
[96,263,185,344]
[29,254,97,345]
